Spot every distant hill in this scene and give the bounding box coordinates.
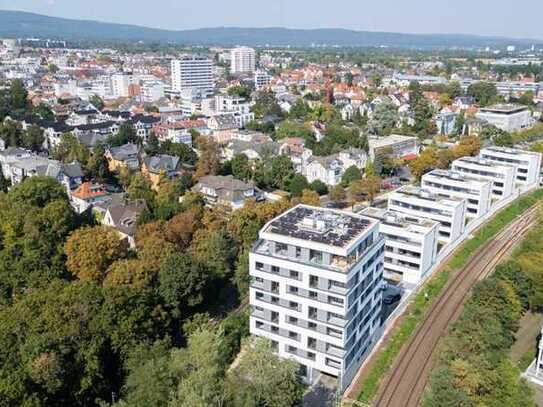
[0,10,541,49]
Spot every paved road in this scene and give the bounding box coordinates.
[371,204,541,407]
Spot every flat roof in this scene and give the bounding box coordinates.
[479,104,528,114]
[425,169,490,186]
[392,186,465,206]
[482,146,541,158]
[361,207,438,232]
[262,205,375,249]
[454,156,515,170]
[369,134,419,149]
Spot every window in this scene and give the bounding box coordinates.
[289,270,300,279]
[308,322,317,330]
[271,311,279,323]
[276,242,288,255]
[256,320,264,329]
[256,291,264,299]
[288,316,298,324]
[287,345,297,353]
[309,275,319,288]
[329,296,344,306]
[307,337,317,350]
[310,249,323,264]
[289,301,299,310]
[271,325,279,333]
[256,262,264,271]
[308,306,318,319]
[307,352,316,361]
[289,331,298,340]
[295,246,302,258]
[327,327,342,338]
[309,291,318,300]
[271,281,279,294]
[254,277,264,283]
[288,286,299,294]
[271,266,280,274]
[271,296,279,304]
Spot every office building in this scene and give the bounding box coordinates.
[171,56,214,96]
[368,134,420,161]
[421,169,492,221]
[361,208,439,286]
[388,186,467,246]
[476,104,533,132]
[231,46,256,74]
[451,156,517,200]
[479,147,542,187]
[250,205,385,389]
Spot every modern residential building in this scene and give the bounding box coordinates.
[388,186,467,246]
[476,104,533,132]
[479,147,542,187]
[230,46,256,74]
[421,169,492,221]
[249,205,385,389]
[111,73,134,98]
[214,95,255,128]
[368,134,420,161]
[361,208,439,285]
[140,80,165,103]
[451,156,517,200]
[255,69,272,89]
[171,56,214,96]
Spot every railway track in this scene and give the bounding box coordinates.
[372,204,540,407]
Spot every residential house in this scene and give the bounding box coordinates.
[192,175,263,210]
[208,114,239,144]
[102,199,147,247]
[70,181,109,213]
[106,143,140,172]
[141,154,181,190]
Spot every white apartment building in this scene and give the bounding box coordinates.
[421,169,492,221]
[215,95,255,128]
[140,80,165,103]
[388,186,467,246]
[171,56,214,96]
[231,46,256,74]
[451,156,517,200]
[479,147,542,187]
[361,208,439,286]
[250,205,385,389]
[255,69,272,89]
[111,73,134,98]
[476,104,533,132]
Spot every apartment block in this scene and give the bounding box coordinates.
[361,208,439,286]
[249,205,385,388]
[479,146,542,187]
[388,186,466,245]
[231,46,256,74]
[451,156,517,200]
[421,169,492,220]
[171,56,214,96]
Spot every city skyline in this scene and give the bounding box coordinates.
[1,0,542,40]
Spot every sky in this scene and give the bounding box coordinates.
[1,0,542,40]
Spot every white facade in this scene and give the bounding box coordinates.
[250,205,385,390]
[141,80,165,103]
[171,56,214,96]
[215,95,255,128]
[479,147,542,187]
[388,186,467,246]
[476,104,533,132]
[255,69,272,89]
[451,156,517,201]
[361,208,439,285]
[231,46,256,74]
[421,169,492,221]
[111,73,134,98]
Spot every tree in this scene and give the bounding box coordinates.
[231,153,252,181]
[21,124,45,151]
[195,136,221,179]
[369,101,399,136]
[350,175,381,203]
[0,119,23,147]
[518,90,535,106]
[169,328,227,407]
[158,253,208,313]
[341,165,362,187]
[51,133,90,165]
[159,141,197,165]
[108,123,138,147]
[33,103,55,121]
[287,174,309,197]
[127,173,155,210]
[453,135,482,158]
[309,179,328,196]
[409,148,439,180]
[228,338,303,407]
[86,144,112,183]
[409,81,424,110]
[65,226,129,283]
[329,184,346,202]
[299,189,320,206]
[269,155,295,190]
[467,82,499,106]
[289,98,312,120]
[8,176,67,207]
[252,89,283,119]
[9,79,28,118]
[89,94,104,111]
[275,120,316,145]
[228,84,252,99]
[145,133,160,155]
[0,169,10,192]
